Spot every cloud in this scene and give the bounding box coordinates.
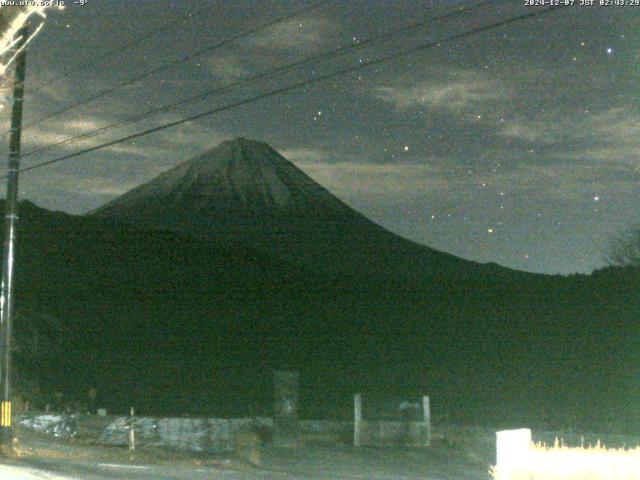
[525,162,639,201]
[500,106,640,169]
[281,147,329,163]
[373,70,508,111]
[19,109,224,168]
[23,117,107,149]
[286,145,638,208]
[293,158,452,200]
[499,123,555,144]
[21,118,166,159]
[27,75,76,103]
[570,145,639,165]
[250,16,334,53]
[281,145,453,198]
[204,55,248,81]
[59,176,141,197]
[586,107,640,146]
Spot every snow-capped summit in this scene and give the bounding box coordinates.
[92,137,354,218]
[91,137,490,278]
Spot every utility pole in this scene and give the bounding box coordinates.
[0,24,28,447]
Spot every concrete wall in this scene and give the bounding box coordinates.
[354,393,431,447]
[355,420,430,447]
[18,414,352,453]
[98,416,274,453]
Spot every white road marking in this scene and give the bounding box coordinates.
[98,463,151,470]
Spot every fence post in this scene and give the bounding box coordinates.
[354,393,362,447]
[422,395,431,446]
[128,407,135,453]
[273,370,299,447]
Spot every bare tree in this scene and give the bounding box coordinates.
[605,226,640,267]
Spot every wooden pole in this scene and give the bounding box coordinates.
[0,24,28,447]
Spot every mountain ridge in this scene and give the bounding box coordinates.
[0,193,633,427]
[90,137,534,281]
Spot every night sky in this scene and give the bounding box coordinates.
[0,0,638,275]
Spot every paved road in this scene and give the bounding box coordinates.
[2,459,285,479]
[0,464,71,480]
[1,444,492,480]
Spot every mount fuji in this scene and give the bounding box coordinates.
[0,138,633,428]
[91,137,512,281]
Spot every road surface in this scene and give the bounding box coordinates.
[1,460,276,479]
[1,443,493,479]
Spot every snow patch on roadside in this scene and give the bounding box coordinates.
[18,415,78,438]
[0,464,73,479]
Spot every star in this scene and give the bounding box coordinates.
[13,0,631,278]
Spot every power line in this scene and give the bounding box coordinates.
[22,0,503,159]
[14,4,568,177]
[27,2,208,95]
[17,0,328,133]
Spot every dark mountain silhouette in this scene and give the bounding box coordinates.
[91,138,523,283]
[0,139,637,431]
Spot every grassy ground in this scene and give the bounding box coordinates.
[5,422,640,479]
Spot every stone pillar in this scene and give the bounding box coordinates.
[354,393,362,447]
[273,370,299,447]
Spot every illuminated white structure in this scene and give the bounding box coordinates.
[493,428,640,479]
[0,4,59,75]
